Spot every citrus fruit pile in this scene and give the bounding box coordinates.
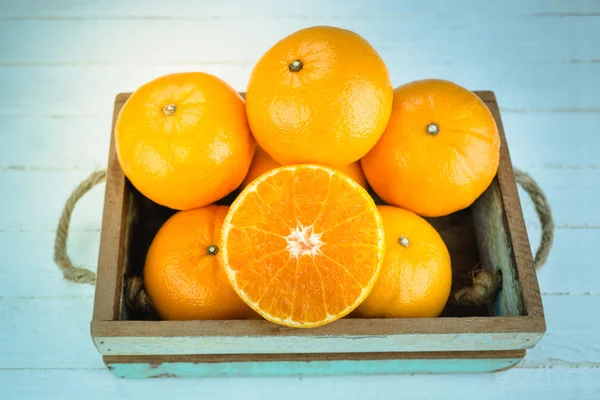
[115,26,500,328]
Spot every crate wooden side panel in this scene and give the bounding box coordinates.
[486,91,544,319]
[472,180,523,316]
[104,351,525,378]
[473,92,544,319]
[92,317,544,355]
[92,93,131,322]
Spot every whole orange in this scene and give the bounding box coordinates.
[355,206,452,318]
[241,146,368,189]
[115,72,254,210]
[144,205,252,320]
[361,79,500,217]
[246,26,393,167]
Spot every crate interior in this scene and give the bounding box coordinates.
[120,177,494,321]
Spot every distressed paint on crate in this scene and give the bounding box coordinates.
[93,329,543,356]
[473,182,524,317]
[106,356,524,378]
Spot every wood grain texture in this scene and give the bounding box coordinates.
[103,350,526,364]
[104,351,525,378]
[1,296,593,370]
[3,368,600,400]
[1,0,597,394]
[472,180,523,316]
[483,92,545,319]
[92,94,129,321]
[4,0,600,19]
[91,317,544,355]
[93,333,542,356]
[92,315,545,337]
[3,64,600,118]
[2,17,600,64]
[470,93,526,317]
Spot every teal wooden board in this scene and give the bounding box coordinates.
[93,330,544,356]
[472,180,524,317]
[1,0,599,398]
[107,357,523,378]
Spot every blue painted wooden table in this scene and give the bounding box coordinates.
[0,1,598,398]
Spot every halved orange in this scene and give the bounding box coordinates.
[220,165,385,328]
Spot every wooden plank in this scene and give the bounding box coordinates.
[0,230,100,273]
[472,180,523,316]
[104,351,525,378]
[481,92,544,319]
[2,64,600,117]
[1,17,599,65]
[0,115,110,171]
[91,317,544,355]
[519,169,600,229]
[1,295,595,370]
[2,368,600,399]
[470,93,525,317]
[520,295,600,368]
[530,229,600,295]
[103,350,525,364]
[3,0,600,19]
[0,297,106,369]
[92,94,128,321]
[0,171,107,231]
[502,113,600,170]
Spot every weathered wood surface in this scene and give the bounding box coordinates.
[105,351,525,378]
[472,181,524,316]
[1,0,599,397]
[92,94,128,321]
[471,92,540,318]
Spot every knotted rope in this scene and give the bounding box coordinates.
[452,168,554,306]
[53,170,106,284]
[53,170,153,314]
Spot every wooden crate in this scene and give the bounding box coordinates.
[91,91,545,378]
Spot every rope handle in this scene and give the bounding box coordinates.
[53,170,106,284]
[53,168,554,309]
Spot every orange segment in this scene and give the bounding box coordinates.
[220,165,384,328]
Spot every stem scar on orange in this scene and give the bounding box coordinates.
[355,206,452,318]
[220,165,385,328]
[241,145,368,189]
[246,26,393,168]
[361,79,500,217]
[144,205,254,321]
[115,72,255,210]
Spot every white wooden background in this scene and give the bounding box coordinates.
[0,0,598,398]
